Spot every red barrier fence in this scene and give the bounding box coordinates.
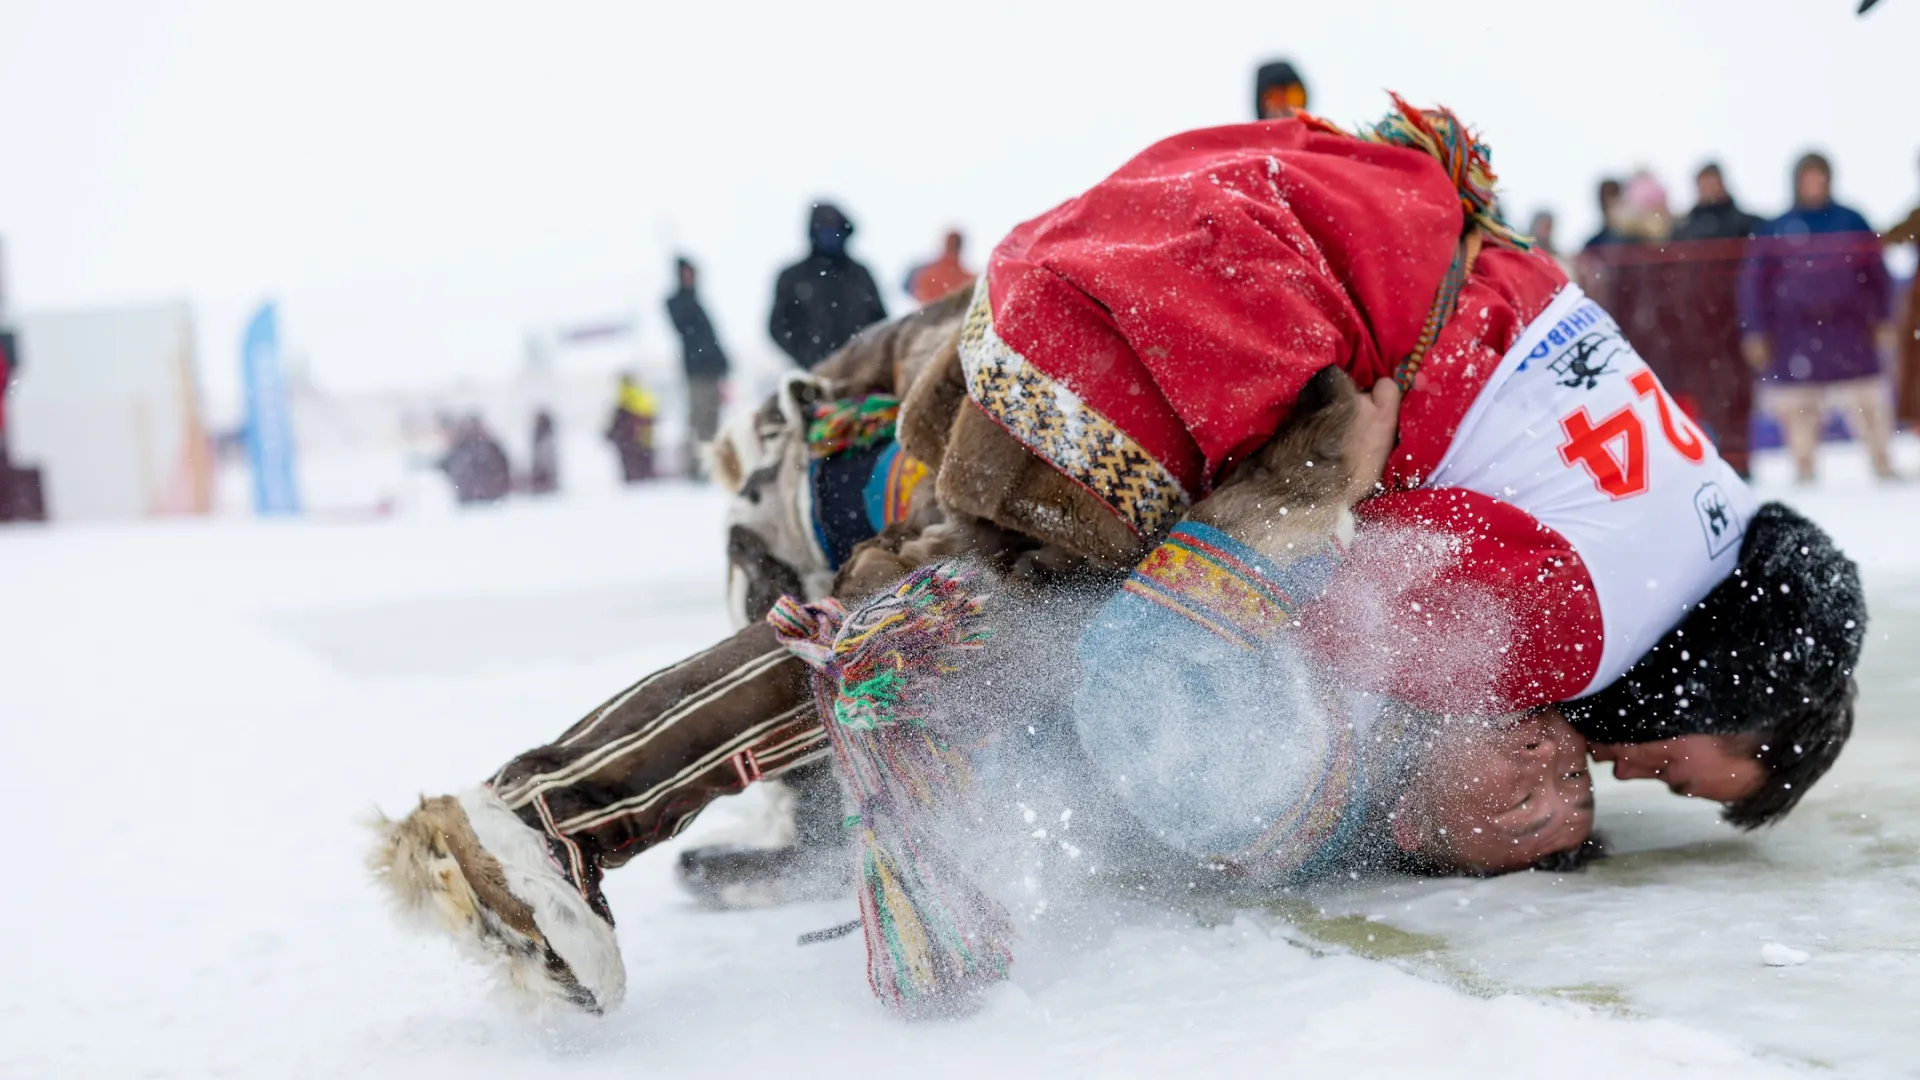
[1575,239,1757,474]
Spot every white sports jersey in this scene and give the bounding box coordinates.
[1424,285,1760,696]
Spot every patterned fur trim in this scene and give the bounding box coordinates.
[957,280,1188,538]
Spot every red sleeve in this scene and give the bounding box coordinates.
[1300,486,1602,715]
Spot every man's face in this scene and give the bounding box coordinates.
[1397,709,1595,874]
[1697,170,1727,205]
[1795,166,1831,208]
[1259,84,1306,120]
[1590,734,1765,803]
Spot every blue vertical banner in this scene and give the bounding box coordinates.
[241,301,302,516]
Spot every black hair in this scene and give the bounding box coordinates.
[1722,680,1855,829]
[1378,830,1609,878]
[1526,832,1609,873]
[1696,161,1723,181]
[1563,502,1865,828]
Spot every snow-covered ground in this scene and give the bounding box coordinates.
[4,439,1918,1079]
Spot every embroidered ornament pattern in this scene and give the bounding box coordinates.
[957,280,1190,539]
[1121,525,1297,649]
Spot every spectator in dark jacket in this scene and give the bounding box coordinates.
[1573,178,1627,302]
[666,257,730,469]
[1673,162,1763,243]
[1661,163,1764,477]
[768,203,887,369]
[1738,152,1898,482]
[1583,178,1628,249]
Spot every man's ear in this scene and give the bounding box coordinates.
[1391,790,1426,855]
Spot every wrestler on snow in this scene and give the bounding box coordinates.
[368,99,1864,1016]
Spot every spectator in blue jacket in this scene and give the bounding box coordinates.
[1738,153,1898,482]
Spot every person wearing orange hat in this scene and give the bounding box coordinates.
[1254,59,1308,119]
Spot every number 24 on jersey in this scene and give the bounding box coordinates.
[1557,370,1707,500]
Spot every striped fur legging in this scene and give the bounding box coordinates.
[488,622,830,883]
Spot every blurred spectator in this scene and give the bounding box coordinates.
[1618,169,1674,242]
[1593,171,1687,451]
[1528,210,1561,257]
[0,326,15,466]
[666,256,730,472]
[439,414,512,505]
[1884,153,1920,430]
[1583,178,1627,249]
[1673,162,1762,242]
[1528,209,1572,276]
[1656,163,1765,477]
[904,230,977,305]
[1574,178,1628,301]
[604,372,659,485]
[1254,60,1308,120]
[1739,152,1898,482]
[769,203,887,369]
[527,409,559,495]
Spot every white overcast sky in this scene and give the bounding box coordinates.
[0,0,1914,418]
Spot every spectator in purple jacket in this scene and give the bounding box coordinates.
[1738,152,1898,482]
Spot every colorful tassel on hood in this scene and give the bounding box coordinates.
[767,563,1012,1014]
[1360,93,1533,252]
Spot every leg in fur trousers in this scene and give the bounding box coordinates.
[370,621,827,1014]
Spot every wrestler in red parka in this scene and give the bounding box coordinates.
[956,100,1758,722]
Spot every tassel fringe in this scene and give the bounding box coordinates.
[768,564,1012,1014]
[1359,93,1533,252]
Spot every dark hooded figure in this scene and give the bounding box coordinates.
[667,257,730,469]
[526,410,559,495]
[768,202,887,369]
[439,414,513,505]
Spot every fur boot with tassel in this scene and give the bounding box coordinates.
[367,788,626,1014]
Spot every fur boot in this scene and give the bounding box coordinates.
[367,789,626,1014]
